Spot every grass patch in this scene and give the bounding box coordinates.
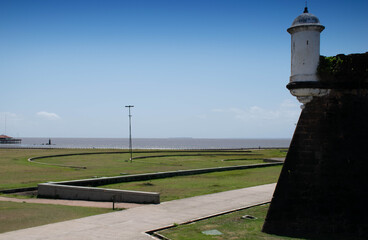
[222,158,264,162]
[0,149,286,235]
[157,204,304,240]
[0,192,37,199]
[0,149,286,190]
[100,166,282,202]
[0,201,114,233]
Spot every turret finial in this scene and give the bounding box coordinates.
[304,1,308,13]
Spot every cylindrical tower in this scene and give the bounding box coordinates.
[263,6,368,240]
[288,7,324,82]
[286,7,327,106]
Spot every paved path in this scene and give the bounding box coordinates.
[0,183,276,240]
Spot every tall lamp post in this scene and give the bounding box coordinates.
[125,105,134,162]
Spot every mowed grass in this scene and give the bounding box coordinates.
[158,204,304,240]
[0,201,113,234]
[0,149,285,235]
[100,166,282,202]
[0,148,128,190]
[35,152,266,173]
[0,148,286,190]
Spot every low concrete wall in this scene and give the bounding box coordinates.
[0,187,38,194]
[37,162,282,204]
[263,158,285,163]
[38,183,159,204]
[54,162,282,187]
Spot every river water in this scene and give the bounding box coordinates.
[0,137,291,149]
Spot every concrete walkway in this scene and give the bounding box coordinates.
[0,183,276,240]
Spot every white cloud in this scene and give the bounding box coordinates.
[227,106,280,121]
[280,99,299,109]
[36,111,61,120]
[0,112,22,121]
[211,100,301,122]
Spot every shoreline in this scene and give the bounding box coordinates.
[0,138,291,150]
[0,146,289,150]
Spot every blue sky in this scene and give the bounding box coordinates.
[1,0,367,138]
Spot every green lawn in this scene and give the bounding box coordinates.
[157,204,304,240]
[0,201,114,234]
[0,148,286,235]
[0,148,286,190]
[0,148,127,190]
[100,166,282,202]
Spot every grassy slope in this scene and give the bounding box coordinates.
[0,201,113,234]
[101,166,282,202]
[0,149,285,190]
[0,149,286,235]
[0,148,126,189]
[158,204,304,240]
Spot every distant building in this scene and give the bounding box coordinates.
[0,135,22,144]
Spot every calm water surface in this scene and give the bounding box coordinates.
[0,138,291,149]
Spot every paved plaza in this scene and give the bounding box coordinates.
[0,183,276,240]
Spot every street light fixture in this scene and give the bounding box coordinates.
[125,105,134,162]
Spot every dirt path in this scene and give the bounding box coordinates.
[0,196,144,209]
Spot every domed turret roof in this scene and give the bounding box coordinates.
[291,8,322,26]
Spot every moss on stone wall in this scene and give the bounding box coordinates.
[318,52,368,84]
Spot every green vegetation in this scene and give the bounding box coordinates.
[0,148,124,190]
[0,148,286,190]
[157,204,304,240]
[0,201,113,233]
[100,166,282,201]
[0,148,286,235]
[318,53,368,83]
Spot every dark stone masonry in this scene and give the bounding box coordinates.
[262,87,368,239]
